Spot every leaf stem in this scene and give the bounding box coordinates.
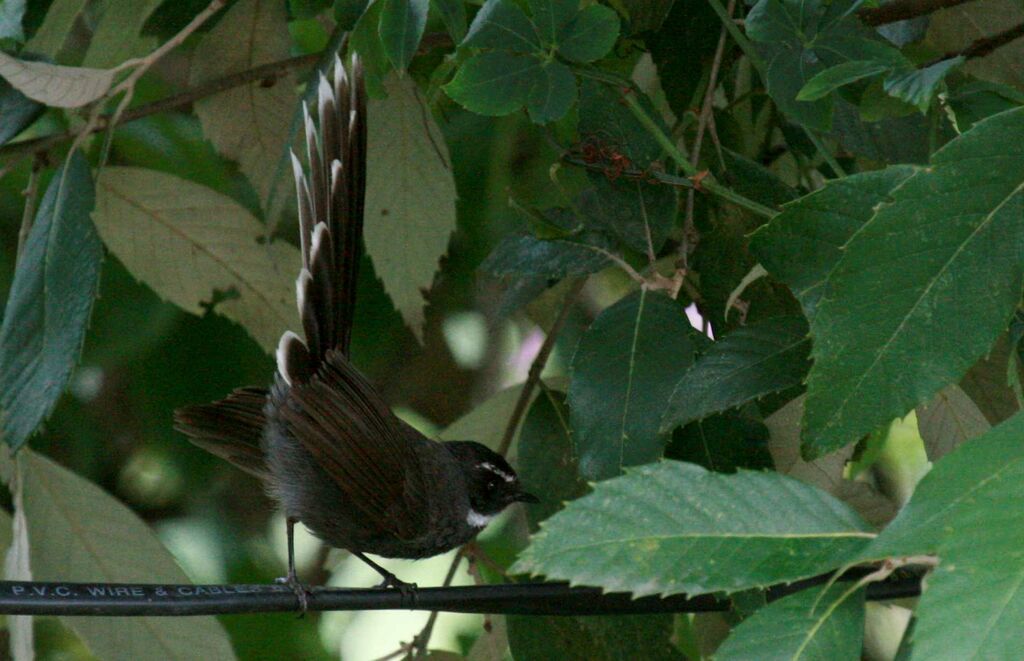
[704,0,766,73]
[804,129,847,177]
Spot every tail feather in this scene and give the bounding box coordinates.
[173,387,270,479]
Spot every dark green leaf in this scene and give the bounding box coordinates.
[661,316,811,432]
[556,4,620,63]
[335,0,369,30]
[508,613,680,661]
[351,0,393,90]
[0,153,101,449]
[716,584,865,660]
[883,57,964,112]
[568,290,705,480]
[528,0,577,46]
[578,78,664,165]
[646,0,722,120]
[580,175,677,255]
[0,0,25,44]
[667,411,773,473]
[718,148,799,209]
[527,60,576,123]
[431,0,466,42]
[378,0,429,72]
[830,99,937,165]
[480,233,612,278]
[947,80,1024,130]
[797,60,892,102]
[803,107,1024,456]
[517,389,585,529]
[513,461,874,596]
[444,51,541,115]
[0,74,42,146]
[617,0,674,33]
[748,167,919,319]
[463,0,541,52]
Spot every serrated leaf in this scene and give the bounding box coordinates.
[916,384,990,461]
[803,107,1024,456]
[0,50,113,107]
[365,74,457,341]
[0,153,101,449]
[883,57,964,112]
[0,74,43,145]
[432,0,467,42]
[797,60,892,102]
[444,51,541,115]
[93,167,299,353]
[82,0,162,68]
[463,0,542,52]
[749,167,919,320]
[716,584,865,661]
[513,461,874,597]
[508,612,679,661]
[527,60,576,123]
[190,0,295,218]
[480,233,612,278]
[25,0,86,56]
[379,0,429,71]
[9,448,236,660]
[661,316,811,432]
[528,0,577,46]
[568,290,706,481]
[556,4,620,63]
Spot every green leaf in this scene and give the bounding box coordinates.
[517,388,585,528]
[82,0,162,68]
[916,384,990,462]
[661,316,811,432]
[527,59,576,123]
[667,411,774,473]
[947,80,1024,131]
[351,0,393,90]
[12,449,237,660]
[568,290,703,480]
[513,461,874,596]
[580,176,677,255]
[578,78,665,165]
[617,0,675,33]
[431,0,467,42]
[556,4,620,63]
[508,613,680,661]
[463,0,542,52]
[0,153,100,449]
[444,51,541,115]
[797,60,892,102]
[748,166,919,319]
[190,0,295,218]
[379,0,429,72]
[0,74,43,146]
[803,107,1024,456]
[719,148,799,209]
[716,584,865,660]
[883,57,964,113]
[528,0,577,46]
[93,167,300,353]
[26,0,87,56]
[480,233,612,279]
[0,50,114,107]
[0,0,25,43]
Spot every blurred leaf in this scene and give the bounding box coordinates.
[667,411,773,473]
[661,316,811,432]
[444,51,541,115]
[617,0,674,33]
[350,0,392,91]
[0,75,43,145]
[480,233,612,278]
[556,4,620,63]
[803,108,1024,456]
[578,78,664,165]
[9,448,237,660]
[432,0,467,42]
[797,60,892,102]
[715,584,865,660]
[378,0,428,72]
[93,167,299,353]
[82,0,162,68]
[960,333,1023,424]
[508,612,680,661]
[191,0,295,219]
[528,0,576,46]
[0,0,24,43]
[0,50,113,107]
[0,153,100,449]
[25,0,86,56]
[883,57,963,112]
[718,148,798,209]
[579,176,677,256]
[365,74,456,341]
[464,0,541,52]
[527,60,576,123]
[517,389,585,529]
[569,290,703,480]
[830,99,935,164]
[916,384,990,461]
[439,382,531,449]
[513,461,873,597]
[748,166,918,319]
[646,0,722,120]
[926,0,1024,90]
[948,80,1024,130]
[335,0,369,30]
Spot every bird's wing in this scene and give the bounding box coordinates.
[279,350,430,539]
[174,387,270,480]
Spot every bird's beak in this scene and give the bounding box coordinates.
[515,491,540,504]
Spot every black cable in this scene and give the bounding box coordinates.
[0,571,921,617]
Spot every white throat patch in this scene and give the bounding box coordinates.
[466,509,496,528]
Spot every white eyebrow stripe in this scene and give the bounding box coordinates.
[481,462,515,483]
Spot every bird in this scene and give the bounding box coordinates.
[173,55,537,606]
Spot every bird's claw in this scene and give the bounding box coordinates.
[376,572,417,598]
[275,573,311,615]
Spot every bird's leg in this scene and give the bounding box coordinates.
[275,517,310,614]
[353,551,417,596]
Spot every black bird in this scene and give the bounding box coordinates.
[174,56,536,603]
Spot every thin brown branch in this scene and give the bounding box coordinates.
[856,0,972,26]
[15,158,43,262]
[925,22,1024,66]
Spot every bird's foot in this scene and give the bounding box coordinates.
[375,571,417,597]
[275,572,311,615]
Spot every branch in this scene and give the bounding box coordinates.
[857,0,972,26]
[0,570,922,616]
[926,22,1024,66]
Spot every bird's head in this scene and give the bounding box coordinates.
[444,441,538,528]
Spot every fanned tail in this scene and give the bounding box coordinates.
[173,387,270,479]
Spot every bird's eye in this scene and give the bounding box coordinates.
[486,480,497,490]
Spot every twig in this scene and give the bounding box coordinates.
[560,155,695,190]
[925,22,1024,67]
[857,0,972,26]
[14,158,43,262]
[406,550,464,658]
